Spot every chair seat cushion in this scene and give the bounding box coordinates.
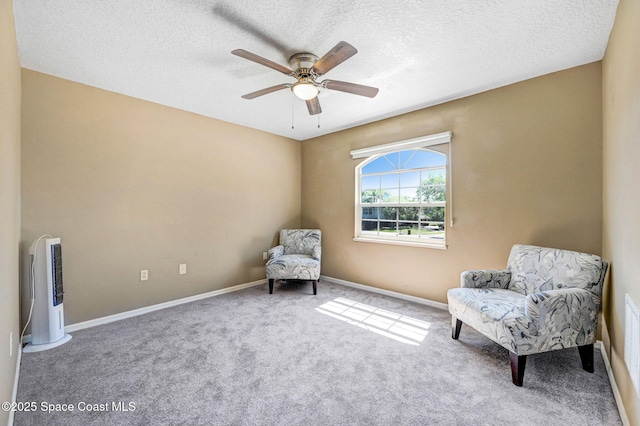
[448,288,530,353]
[266,254,320,280]
[448,287,597,355]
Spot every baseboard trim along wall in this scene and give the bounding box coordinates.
[22,279,267,343]
[9,343,22,426]
[65,279,268,334]
[21,276,445,344]
[320,275,449,310]
[597,341,631,425]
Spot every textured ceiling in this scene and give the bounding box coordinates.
[14,0,619,141]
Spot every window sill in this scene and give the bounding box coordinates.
[353,236,447,250]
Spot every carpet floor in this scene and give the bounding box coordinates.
[15,280,621,425]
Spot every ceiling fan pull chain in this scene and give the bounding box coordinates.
[317,113,320,129]
[291,93,295,130]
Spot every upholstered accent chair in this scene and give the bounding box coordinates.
[266,229,321,295]
[447,244,608,386]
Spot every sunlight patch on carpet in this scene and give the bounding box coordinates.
[315,297,430,345]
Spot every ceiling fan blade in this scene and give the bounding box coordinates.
[306,97,322,115]
[323,80,379,98]
[241,84,290,99]
[312,41,357,75]
[232,49,293,75]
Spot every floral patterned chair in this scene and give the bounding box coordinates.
[266,229,321,295]
[447,244,608,386]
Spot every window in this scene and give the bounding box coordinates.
[351,132,452,249]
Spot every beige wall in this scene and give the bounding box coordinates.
[302,62,603,304]
[11,6,633,422]
[21,69,301,324]
[0,0,21,423]
[603,0,640,423]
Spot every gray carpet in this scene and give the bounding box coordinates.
[15,281,621,425]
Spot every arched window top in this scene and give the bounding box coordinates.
[351,131,451,159]
[361,149,446,175]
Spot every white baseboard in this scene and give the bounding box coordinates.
[320,275,448,310]
[22,279,266,343]
[21,276,444,345]
[8,342,22,426]
[597,341,630,425]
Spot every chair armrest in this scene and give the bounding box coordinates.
[312,245,321,261]
[460,269,511,289]
[267,245,284,261]
[525,288,599,331]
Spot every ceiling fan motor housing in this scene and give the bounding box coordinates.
[288,53,318,70]
[289,53,320,80]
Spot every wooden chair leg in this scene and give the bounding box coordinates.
[451,317,462,340]
[510,352,526,386]
[268,279,274,294]
[578,343,595,373]
[312,280,317,295]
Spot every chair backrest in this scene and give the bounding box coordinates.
[280,229,321,256]
[507,244,608,297]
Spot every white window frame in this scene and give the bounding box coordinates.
[351,131,453,249]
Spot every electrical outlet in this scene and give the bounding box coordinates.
[9,332,13,357]
[140,270,149,281]
[263,252,268,261]
[179,264,187,275]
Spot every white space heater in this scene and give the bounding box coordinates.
[23,237,72,353]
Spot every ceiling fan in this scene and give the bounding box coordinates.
[231,41,379,115]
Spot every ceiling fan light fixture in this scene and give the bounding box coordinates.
[291,81,319,100]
